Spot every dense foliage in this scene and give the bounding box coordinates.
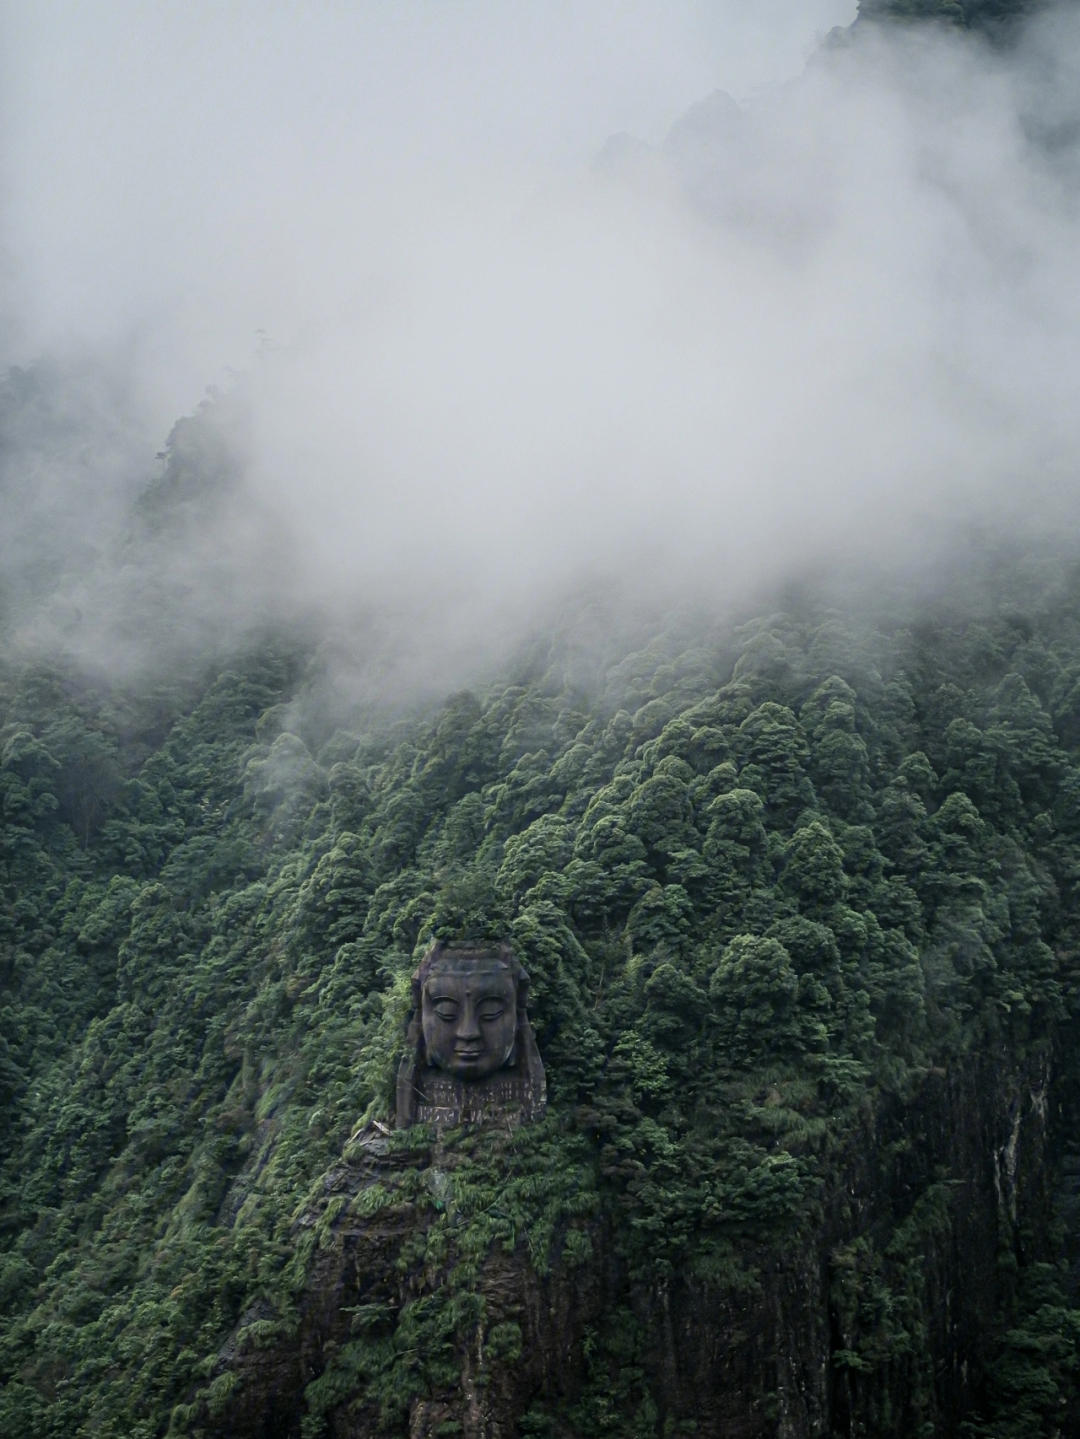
[857,0,1044,34]
[2,515,1080,1434]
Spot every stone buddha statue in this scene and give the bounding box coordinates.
[395,941,546,1129]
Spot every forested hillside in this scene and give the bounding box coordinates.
[2,380,1080,1435]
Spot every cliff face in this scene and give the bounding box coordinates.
[213,1132,605,1439]
[210,1046,1060,1439]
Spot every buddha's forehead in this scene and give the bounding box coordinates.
[424,957,515,994]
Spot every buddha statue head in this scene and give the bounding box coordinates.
[396,939,545,1128]
[410,940,528,1079]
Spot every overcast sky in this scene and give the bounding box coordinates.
[0,0,856,412]
[2,3,1079,691]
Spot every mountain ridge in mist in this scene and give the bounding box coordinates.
[3,0,1080,704]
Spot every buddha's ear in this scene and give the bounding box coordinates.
[405,1008,425,1060]
[511,953,530,1016]
[414,1014,429,1065]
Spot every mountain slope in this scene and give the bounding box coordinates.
[3,537,1080,1434]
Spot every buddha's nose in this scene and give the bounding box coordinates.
[456,1006,481,1042]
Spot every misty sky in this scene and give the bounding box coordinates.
[1,1,1079,684]
[0,0,856,400]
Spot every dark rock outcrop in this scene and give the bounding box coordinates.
[208,1046,1060,1438]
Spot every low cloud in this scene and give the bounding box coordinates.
[2,3,1079,694]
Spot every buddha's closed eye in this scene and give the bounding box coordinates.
[433,1001,460,1022]
[478,1001,506,1021]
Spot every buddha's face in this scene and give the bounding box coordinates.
[421,957,518,1079]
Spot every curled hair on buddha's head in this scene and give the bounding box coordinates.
[409,939,530,1019]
